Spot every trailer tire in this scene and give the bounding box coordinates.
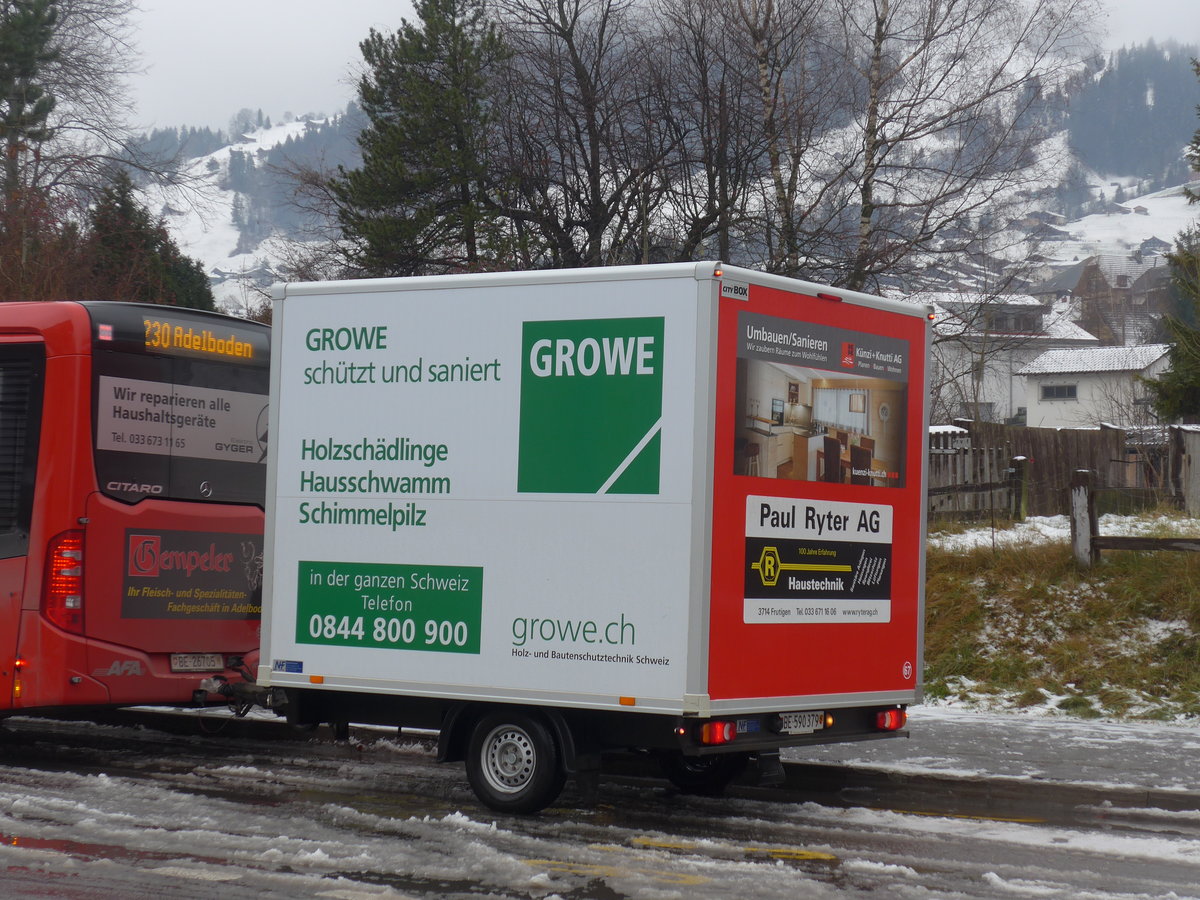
[658,751,749,795]
[466,711,566,814]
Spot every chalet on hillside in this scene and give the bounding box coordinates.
[1029,254,1171,346]
[1139,235,1172,257]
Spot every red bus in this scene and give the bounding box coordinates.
[0,302,269,713]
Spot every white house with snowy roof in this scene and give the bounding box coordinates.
[1017,344,1170,429]
[927,292,1099,424]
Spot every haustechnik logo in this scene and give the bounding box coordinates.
[518,316,664,494]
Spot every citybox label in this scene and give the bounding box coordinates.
[743,496,893,623]
[296,560,482,654]
[518,317,664,494]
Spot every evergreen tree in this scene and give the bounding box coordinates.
[329,0,509,276]
[0,0,59,290]
[0,0,58,199]
[85,171,215,310]
[1068,42,1199,179]
[1147,228,1200,419]
[1148,60,1200,420]
[1190,59,1200,201]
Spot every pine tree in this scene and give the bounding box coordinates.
[1067,42,1199,179]
[1190,59,1200,202]
[85,171,215,310]
[330,0,509,276]
[0,0,58,201]
[1148,60,1200,420]
[0,0,60,290]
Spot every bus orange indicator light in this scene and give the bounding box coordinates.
[700,720,737,744]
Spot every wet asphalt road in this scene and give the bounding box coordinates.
[0,709,1195,898]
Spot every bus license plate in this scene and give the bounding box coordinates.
[779,711,825,734]
[170,653,223,673]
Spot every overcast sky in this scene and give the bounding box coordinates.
[130,0,414,131]
[129,0,1200,133]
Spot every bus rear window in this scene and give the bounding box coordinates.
[87,306,269,505]
[0,345,43,557]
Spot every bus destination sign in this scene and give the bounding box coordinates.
[86,302,269,368]
[143,316,256,361]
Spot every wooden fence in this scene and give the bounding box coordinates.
[1171,426,1200,516]
[928,445,1020,519]
[928,421,1128,519]
[927,423,1200,521]
[1070,469,1200,566]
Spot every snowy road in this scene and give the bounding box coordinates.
[0,713,1197,899]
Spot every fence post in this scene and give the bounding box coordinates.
[1070,469,1098,567]
[1009,456,1028,522]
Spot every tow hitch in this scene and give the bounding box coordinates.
[196,656,279,716]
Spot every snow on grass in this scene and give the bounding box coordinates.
[928,513,1200,552]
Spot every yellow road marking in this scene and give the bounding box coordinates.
[630,837,700,851]
[628,835,837,862]
[745,846,838,861]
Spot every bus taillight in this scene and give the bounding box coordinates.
[43,531,84,634]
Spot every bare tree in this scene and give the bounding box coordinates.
[817,0,1101,292]
[1,0,195,298]
[492,0,680,266]
[643,0,766,262]
[280,0,1104,287]
[727,0,851,274]
[29,0,187,193]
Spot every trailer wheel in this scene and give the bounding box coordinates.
[466,711,566,814]
[658,751,749,794]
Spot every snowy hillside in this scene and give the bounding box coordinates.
[150,122,1200,316]
[1052,180,1200,261]
[145,119,330,314]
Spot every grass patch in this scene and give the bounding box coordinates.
[923,538,1200,721]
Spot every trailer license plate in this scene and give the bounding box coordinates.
[170,653,223,672]
[780,711,825,734]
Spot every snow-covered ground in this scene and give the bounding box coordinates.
[926,512,1200,722]
[790,704,1200,796]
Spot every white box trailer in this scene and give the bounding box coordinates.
[258,262,930,812]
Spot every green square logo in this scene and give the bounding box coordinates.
[518,317,664,494]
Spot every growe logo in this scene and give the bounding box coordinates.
[518,316,664,495]
[127,533,235,578]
